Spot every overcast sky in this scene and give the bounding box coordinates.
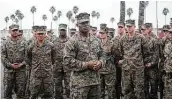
[0,0,172,30]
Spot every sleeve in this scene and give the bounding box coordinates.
[51,44,56,65]
[63,39,88,71]
[152,39,159,66]
[141,36,148,65]
[25,43,33,70]
[1,41,12,69]
[97,41,106,68]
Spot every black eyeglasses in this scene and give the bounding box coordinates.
[141,28,145,31]
[163,30,168,32]
[37,33,44,35]
[118,26,124,28]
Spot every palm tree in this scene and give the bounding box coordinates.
[96,12,100,27]
[14,18,19,24]
[57,11,62,24]
[30,6,36,26]
[110,17,115,27]
[144,1,149,22]
[10,14,15,24]
[53,15,58,28]
[71,17,75,28]
[18,13,24,29]
[15,10,21,17]
[91,11,96,25]
[49,6,56,29]
[162,8,169,25]
[5,16,9,30]
[127,8,133,19]
[42,14,47,25]
[66,10,73,32]
[73,6,79,18]
[120,1,125,23]
[138,1,147,33]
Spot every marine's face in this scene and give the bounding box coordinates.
[78,21,90,33]
[10,29,19,37]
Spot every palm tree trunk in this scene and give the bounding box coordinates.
[6,22,7,30]
[138,1,145,33]
[51,14,53,29]
[165,15,166,25]
[44,21,45,25]
[97,18,98,27]
[156,1,158,36]
[120,1,125,23]
[21,20,22,29]
[144,8,146,23]
[33,14,34,26]
[68,20,70,36]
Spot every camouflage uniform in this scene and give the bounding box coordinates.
[160,29,172,99]
[63,13,105,99]
[69,28,77,37]
[53,24,70,99]
[158,25,171,99]
[108,28,115,39]
[1,24,27,99]
[99,24,116,99]
[47,30,57,42]
[143,23,159,99]
[26,26,55,99]
[112,21,126,99]
[120,20,147,99]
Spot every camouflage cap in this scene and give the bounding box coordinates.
[162,25,170,31]
[144,23,153,28]
[76,12,90,23]
[126,19,135,26]
[91,26,97,31]
[59,24,67,30]
[117,21,125,26]
[37,26,47,33]
[70,28,76,32]
[32,26,39,32]
[108,28,115,32]
[9,24,19,30]
[100,23,107,30]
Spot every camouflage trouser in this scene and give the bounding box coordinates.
[54,72,70,99]
[29,76,54,99]
[116,66,122,99]
[144,67,158,99]
[122,68,145,99]
[163,72,172,99]
[3,71,26,99]
[70,85,101,99]
[100,73,116,99]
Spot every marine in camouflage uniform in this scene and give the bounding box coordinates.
[69,28,77,37]
[1,24,27,99]
[53,24,70,99]
[142,23,159,99]
[63,12,105,99]
[47,30,57,42]
[158,25,171,99]
[159,28,172,99]
[112,22,126,99]
[27,26,39,46]
[108,28,115,39]
[90,26,98,37]
[119,20,147,99]
[26,26,55,99]
[99,24,116,99]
